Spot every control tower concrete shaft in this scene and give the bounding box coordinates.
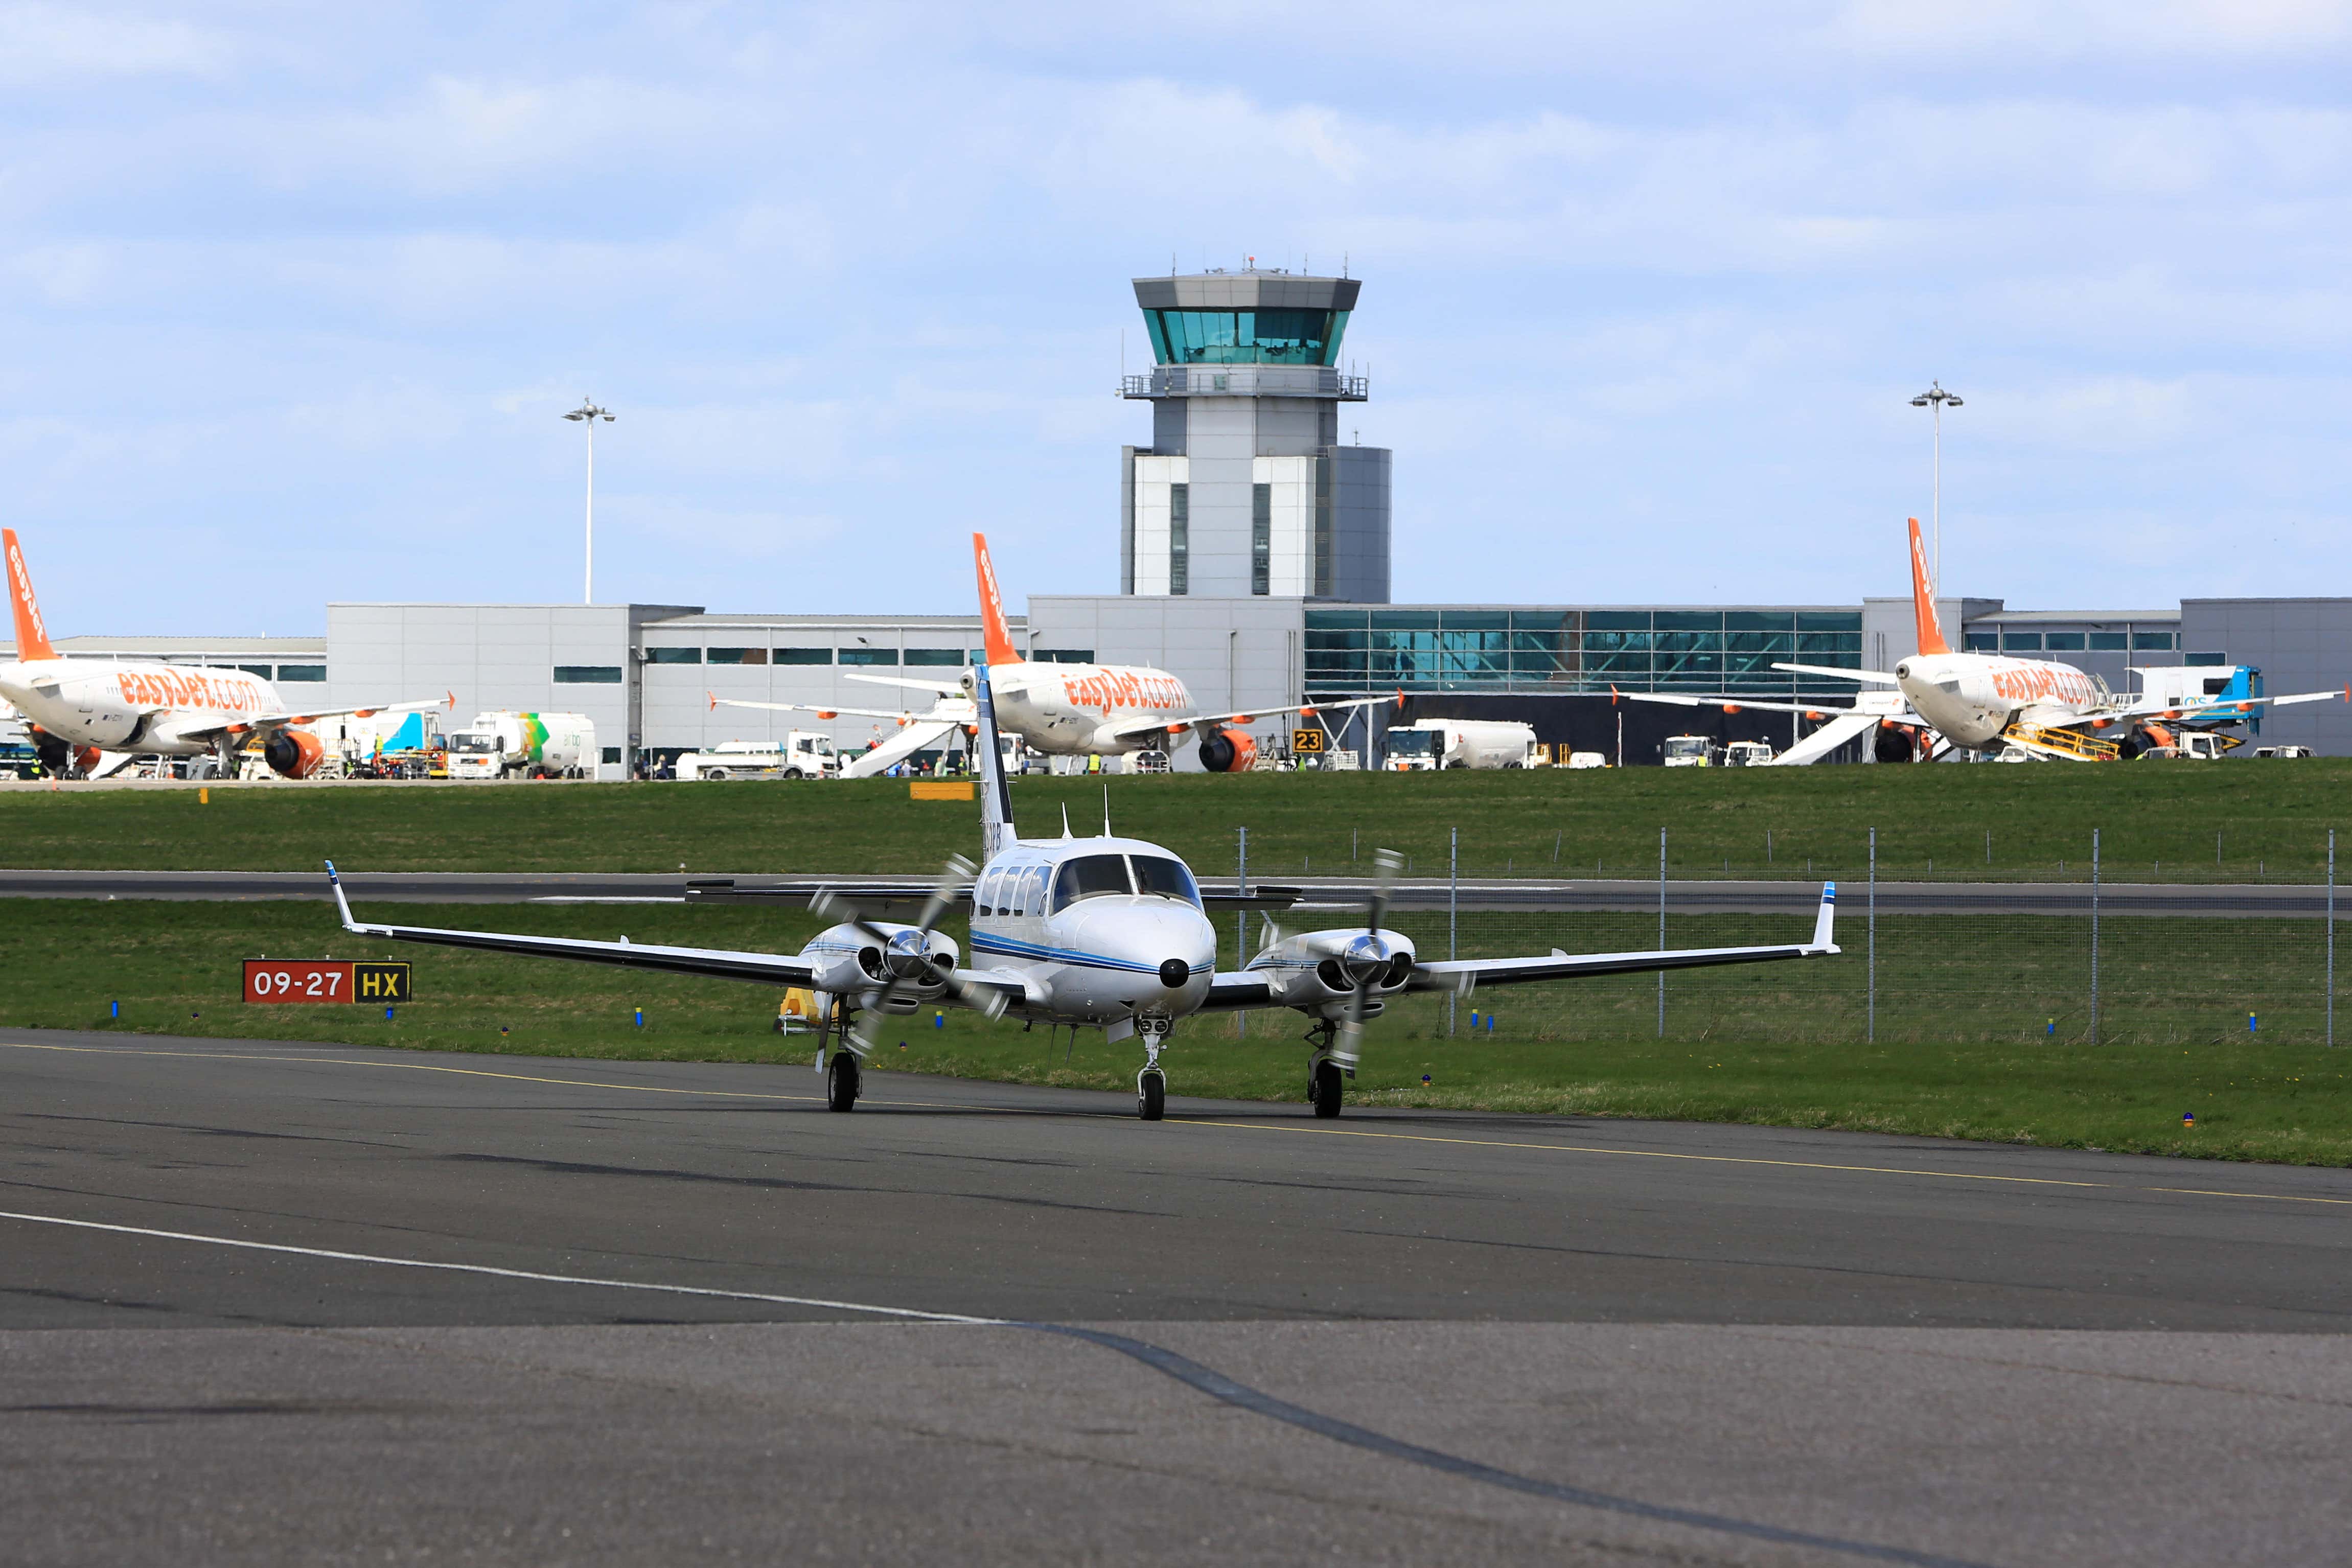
[1119,270,1390,603]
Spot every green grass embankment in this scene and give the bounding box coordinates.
[9,900,2348,1166]
[2,763,2348,879]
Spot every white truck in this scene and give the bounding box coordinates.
[445,712,596,780]
[676,734,839,781]
[1662,735,1718,767]
[1383,719,1546,770]
[1722,740,1778,767]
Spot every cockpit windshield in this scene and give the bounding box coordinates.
[1129,855,1201,907]
[1049,854,1133,913]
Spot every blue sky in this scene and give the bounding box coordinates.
[6,1,2348,632]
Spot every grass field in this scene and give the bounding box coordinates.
[9,899,2348,1166]
[4,761,2350,880]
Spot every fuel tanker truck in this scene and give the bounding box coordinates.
[445,711,596,780]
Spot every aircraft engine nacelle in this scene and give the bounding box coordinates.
[264,728,327,778]
[1874,722,1920,764]
[1198,726,1257,773]
[1256,928,1418,1010]
[802,921,960,1000]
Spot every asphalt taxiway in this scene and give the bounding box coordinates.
[5,1030,2350,1565]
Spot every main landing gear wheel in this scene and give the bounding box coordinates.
[1137,1068,1166,1121]
[826,1050,861,1113]
[1310,1060,1344,1119]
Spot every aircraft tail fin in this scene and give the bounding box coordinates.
[1907,517,1949,656]
[3,529,56,661]
[972,533,1020,667]
[973,661,1017,861]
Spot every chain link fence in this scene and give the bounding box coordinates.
[1231,827,2344,1049]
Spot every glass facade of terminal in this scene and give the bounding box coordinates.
[1304,608,1864,695]
[1143,308,1350,366]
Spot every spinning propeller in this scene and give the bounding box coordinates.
[1330,849,1402,1069]
[815,854,1007,1057]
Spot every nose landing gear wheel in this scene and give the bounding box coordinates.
[1137,1068,1166,1121]
[826,1050,861,1112]
[1310,1060,1344,1119]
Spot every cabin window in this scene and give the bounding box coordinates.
[1050,854,1133,912]
[1021,866,1046,915]
[1129,856,1201,908]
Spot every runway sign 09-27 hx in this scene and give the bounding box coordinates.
[243,960,412,1004]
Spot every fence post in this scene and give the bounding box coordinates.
[2330,829,2337,1048]
[2090,827,2101,1047]
[1657,827,1668,1040]
[1447,826,1459,1037]
[1867,826,1876,1045]
[1235,825,1248,1039]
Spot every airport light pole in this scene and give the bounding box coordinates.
[1909,382,1962,595]
[564,400,616,604]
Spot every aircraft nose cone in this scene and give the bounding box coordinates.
[1158,958,1190,988]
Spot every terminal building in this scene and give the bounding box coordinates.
[10,266,2349,764]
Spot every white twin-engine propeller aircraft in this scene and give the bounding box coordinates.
[327,661,1841,1121]
[1624,517,2343,763]
[0,529,450,778]
[711,532,1392,772]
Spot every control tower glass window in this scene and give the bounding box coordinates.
[1144,309,1350,366]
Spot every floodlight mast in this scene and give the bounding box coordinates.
[563,399,616,603]
[1908,382,1962,596]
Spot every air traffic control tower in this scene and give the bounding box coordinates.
[1119,270,1391,603]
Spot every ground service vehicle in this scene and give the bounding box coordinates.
[446,712,595,779]
[677,735,839,781]
[327,660,1839,1123]
[2255,746,2315,758]
[1663,735,1718,767]
[1383,719,1544,770]
[1722,740,1778,767]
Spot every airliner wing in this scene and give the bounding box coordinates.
[173,693,454,744]
[844,673,970,697]
[1105,693,1396,745]
[326,862,819,986]
[2105,687,2347,725]
[1406,884,1839,993]
[712,695,972,724]
[1771,662,1901,686]
[1613,688,1919,722]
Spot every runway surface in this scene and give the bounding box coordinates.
[0,865,2334,915]
[6,1030,2350,1565]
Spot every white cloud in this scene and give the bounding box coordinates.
[0,3,231,84]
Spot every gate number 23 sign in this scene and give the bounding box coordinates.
[243,960,413,1004]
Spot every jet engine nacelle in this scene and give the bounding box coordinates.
[264,728,327,778]
[1874,722,1920,764]
[1254,927,1418,1010]
[801,921,960,999]
[1198,726,1257,773]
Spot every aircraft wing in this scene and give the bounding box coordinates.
[1771,711,1882,765]
[712,695,973,725]
[2104,686,2348,726]
[1104,693,1397,746]
[1612,688,1920,722]
[1771,662,1901,686]
[327,862,819,986]
[844,673,970,697]
[180,692,454,743]
[1405,883,1839,993]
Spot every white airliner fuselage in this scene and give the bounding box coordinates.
[0,656,283,760]
[1894,651,2107,749]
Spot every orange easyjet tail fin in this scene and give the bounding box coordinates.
[1906,517,1949,656]
[972,533,1019,666]
[3,529,56,661]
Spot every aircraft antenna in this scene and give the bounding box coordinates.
[1060,804,1073,840]
[1101,782,1112,838]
